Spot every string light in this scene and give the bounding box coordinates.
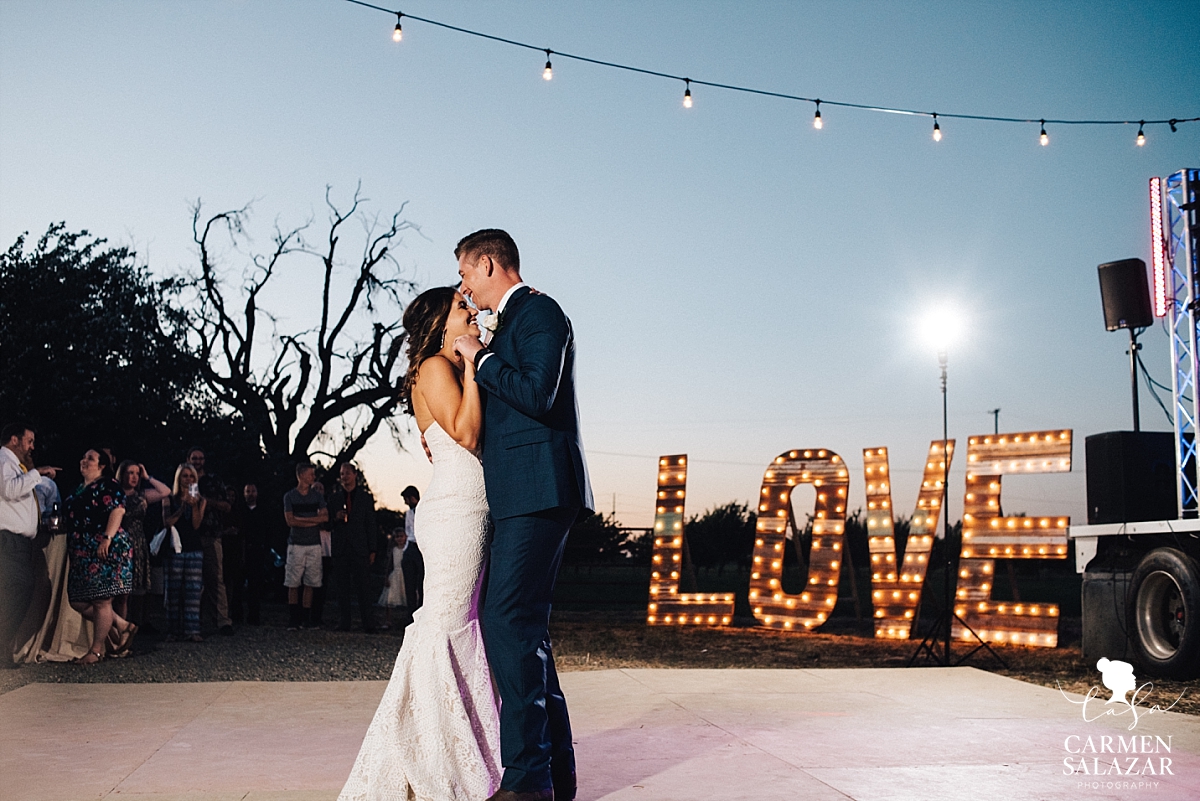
[344,1,1199,145]
[1137,121,1146,147]
[813,100,823,129]
[543,49,553,81]
[683,79,692,108]
[1039,120,1049,146]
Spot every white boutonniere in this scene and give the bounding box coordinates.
[476,310,500,345]
[477,310,500,333]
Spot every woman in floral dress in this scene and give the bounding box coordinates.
[114,460,170,640]
[64,449,138,664]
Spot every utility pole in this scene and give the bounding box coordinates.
[987,408,1000,435]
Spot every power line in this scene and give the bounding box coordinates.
[342,1,1198,143]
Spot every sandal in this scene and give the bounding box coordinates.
[73,649,105,665]
[112,622,138,656]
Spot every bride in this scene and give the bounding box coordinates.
[339,287,501,801]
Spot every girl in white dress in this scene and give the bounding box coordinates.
[339,288,500,801]
[376,527,407,629]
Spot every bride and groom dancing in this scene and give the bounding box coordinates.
[339,229,594,801]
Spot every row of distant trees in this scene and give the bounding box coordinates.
[560,502,940,571]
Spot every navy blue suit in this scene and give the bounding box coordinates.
[474,286,594,794]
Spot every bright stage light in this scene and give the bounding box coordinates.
[919,305,965,355]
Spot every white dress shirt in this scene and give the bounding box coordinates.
[0,446,41,537]
[404,504,417,548]
[477,281,526,369]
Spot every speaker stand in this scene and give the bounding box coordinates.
[1128,327,1142,432]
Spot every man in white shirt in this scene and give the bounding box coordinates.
[400,486,424,611]
[1,422,59,668]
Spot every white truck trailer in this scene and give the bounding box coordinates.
[1068,168,1199,680]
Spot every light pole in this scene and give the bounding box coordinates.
[939,348,951,664]
[908,308,1007,669]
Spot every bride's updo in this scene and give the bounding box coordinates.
[400,286,458,414]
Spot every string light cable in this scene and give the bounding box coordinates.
[342,0,1198,141]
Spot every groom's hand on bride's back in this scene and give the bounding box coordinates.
[421,434,432,464]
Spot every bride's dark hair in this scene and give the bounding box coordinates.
[400,286,458,414]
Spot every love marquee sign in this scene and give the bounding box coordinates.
[645,429,1073,647]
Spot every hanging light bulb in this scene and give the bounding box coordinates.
[1039,120,1049,146]
[813,100,823,129]
[932,114,942,142]
[683,79,693,108]
[392,13,403,42]
[1136,121,1146,147]
[543,49,553,81]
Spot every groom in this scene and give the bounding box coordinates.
[454,229,593,801]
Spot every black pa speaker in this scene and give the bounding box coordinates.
[1085,431,1176,524]
[1097,258,1153,331]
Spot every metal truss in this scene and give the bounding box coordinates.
[1166,168,1200,517]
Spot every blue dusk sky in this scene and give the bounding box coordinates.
[2,1,1198,525]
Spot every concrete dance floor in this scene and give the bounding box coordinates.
[2,667,1197,800]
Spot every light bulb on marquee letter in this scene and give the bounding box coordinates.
[863,440,954,640]
[645,455,734,627]
[952,430,1072,648]
[748,449,848,630]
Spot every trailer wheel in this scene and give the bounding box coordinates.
[1128,548,1200,680]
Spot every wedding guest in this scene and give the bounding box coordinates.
[377,526,409,630]
[283,462,327,630]
[234,482,273,625]
[310,479,332,627]
[64,449,137,664]
[13,448,90,664]
[401,485,424,612]
[114,461,170,638]
[32,461,62,529]
[187,447,233,635]
[222,485,247,625]
[330,463,378,633]
[1,422,60,669]
[162,463,206,642]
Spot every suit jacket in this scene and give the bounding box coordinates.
[400,542,424,610]
[328,485,378,559]
[474,286,595,520]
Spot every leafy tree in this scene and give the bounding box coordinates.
[0,223,255,478]
[563,511,628,565]
[621,529,654,563]
[684,501,757,572]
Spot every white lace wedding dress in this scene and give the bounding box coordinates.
[339,421,501,801]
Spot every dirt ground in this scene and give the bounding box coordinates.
[4,608,1193,718]
[549,612,1200,717]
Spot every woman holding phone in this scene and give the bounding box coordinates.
[162,463,206,642]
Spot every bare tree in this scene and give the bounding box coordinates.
[178,184,418,468]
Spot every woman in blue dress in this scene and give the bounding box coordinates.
[64,448,137,664]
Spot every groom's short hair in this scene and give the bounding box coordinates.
[455,229,520,273]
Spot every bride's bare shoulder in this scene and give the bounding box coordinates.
[414,354,458,386]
